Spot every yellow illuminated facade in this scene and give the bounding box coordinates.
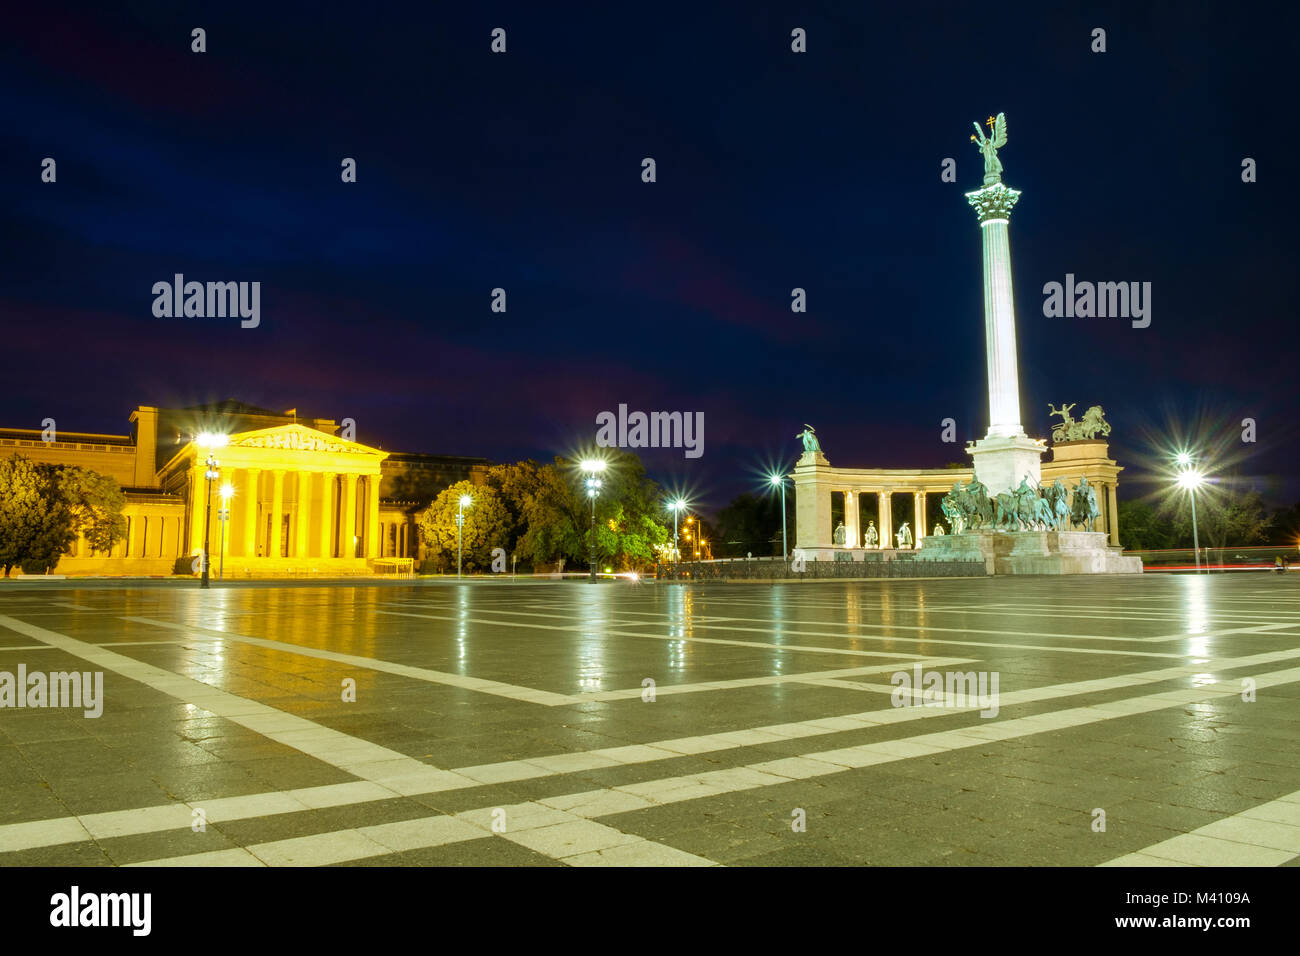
[0,402,489,577]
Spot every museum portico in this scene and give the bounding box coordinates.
[159,424,388,573]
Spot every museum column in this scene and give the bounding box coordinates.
[188,464,205,557]
[243,469,260,557]
[343,474,358,558]
[296,472,312,557]
[319,473,336,557]
[366,477,380,559]
[270,470,285,558]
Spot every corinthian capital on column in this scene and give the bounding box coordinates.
[965,182,1021,223]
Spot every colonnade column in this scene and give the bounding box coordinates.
[296,472,312,557]
[366,476,380,559]
[1107,482,1121,546]
[915,491,926,546]
[188,464,205,557]
[343,474,358,559]
[319,473,336,558]
[844,491,859,548]
[879,491,893,548]
[270,470,285,558]
[243,468,260,557]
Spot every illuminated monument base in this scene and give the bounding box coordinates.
[966,433,1043,500]
[918,529,1141,576]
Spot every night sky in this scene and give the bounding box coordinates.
[4,1,1297,515]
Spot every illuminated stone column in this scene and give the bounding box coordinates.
[879,491,892,548]
[965,181,1043,497]
[1108,483,1121,546]
[792,450,833,550]
[270,470,285,558]
[915,491,926,544]
[366,477,380,559]
[188,464,205,557]
[319,473,336,557]
[844,491,859,548]
[243,469,260,557]
[343,474,358,559]
[296,472,312,557]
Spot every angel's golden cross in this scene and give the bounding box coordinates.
[986,115,996,132]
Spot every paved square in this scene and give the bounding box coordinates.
[2,575,1299,867]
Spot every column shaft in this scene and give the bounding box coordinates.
[366,476,381,558]
[189,464,205,558]
[980,218,1023,438]
[1108,483,1121,547]
[270,470,285,558]
[879,491,893,548]
[343,474,358,559]
[242,469,260,557]
[296,472,312,557]
[844,491,859,548]
[319,473,336,558]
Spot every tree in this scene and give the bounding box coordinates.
[586,451,670,570]
[1116,500,1175,551]
[0,456,127,575]
[57,466,127,555]
[1268,502,1300,546]
[415,480,512,572]
[1132,484,1274,550]
[496,459,585,568]
[1164,488,1271,550]
[479,453,671,572]
[0,455,51,576]
[716,492,782,557]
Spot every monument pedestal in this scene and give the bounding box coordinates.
[918,530,1141,575]
[967,433,1044,498]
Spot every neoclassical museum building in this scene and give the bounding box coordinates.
[0,401,489,577]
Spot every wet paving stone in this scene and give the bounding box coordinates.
[0,574,1297,866]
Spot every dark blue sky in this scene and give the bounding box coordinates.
[3,1,1297,514]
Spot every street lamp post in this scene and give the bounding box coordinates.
[457,494,472,579]
[218,482,233,580]
[668,499,686,563]
[582,460,606,582]
[769,473,788,562]
[1175,452,1205,574]
[193,432,228,590]
[201,455,220,589]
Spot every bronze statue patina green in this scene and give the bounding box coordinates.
[1071,477,1101,531]
[971,113,1008,186]
[1049,403,1112,443]
[796,424,821,454]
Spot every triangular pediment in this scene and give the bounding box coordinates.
[226,424,385,457]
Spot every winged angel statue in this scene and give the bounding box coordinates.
[971,112,1008,185]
